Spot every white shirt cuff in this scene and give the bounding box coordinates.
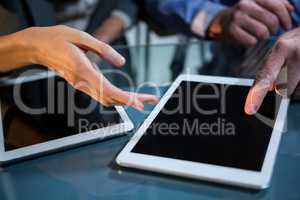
[111,10,132,30]
[191,3,226,37]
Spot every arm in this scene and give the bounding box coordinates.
[0,26,158,110]
[0,33,35,72]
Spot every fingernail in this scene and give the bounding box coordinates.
[246,105,258,115]
[250,39,258,46]
[110,50,125,66]
[119,56,126,66]
[135,105,144,111]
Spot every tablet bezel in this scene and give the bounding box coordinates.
[0,105,134,164]
[116,74,290,189]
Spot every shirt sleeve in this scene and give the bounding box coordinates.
[160,0,226,37]
[111,10,132,29]
[289,0,300,26]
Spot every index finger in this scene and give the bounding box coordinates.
[244,46,286,115]
[69,29,126,67]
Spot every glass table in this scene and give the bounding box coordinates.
[0,42,300,200]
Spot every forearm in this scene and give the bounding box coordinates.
[0,31,36,72]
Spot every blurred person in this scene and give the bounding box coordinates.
[159,0,299,75]
[138,0,266,78]
[160,0,298,45]
[53,0,136,43]
[0,0,137,44]
[159,0,300,111]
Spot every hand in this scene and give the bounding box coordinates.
[244,27,300,115]
[14,25,158,110]
[93,16,125,44]
[209,0,294,46]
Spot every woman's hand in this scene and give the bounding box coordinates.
[1,25,159,110]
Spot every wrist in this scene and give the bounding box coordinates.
[11,28,41,66]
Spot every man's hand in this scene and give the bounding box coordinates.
[245,27,300,115]
[93,16,126,44]
[209,0,294,46]
[14,25,158,110]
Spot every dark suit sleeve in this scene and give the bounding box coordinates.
[0,0,17,11]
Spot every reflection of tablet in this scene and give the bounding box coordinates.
[117,75,289,189]
[0,76,133,164]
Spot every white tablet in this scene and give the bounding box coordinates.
[0,76,134,165]
[116,74,290,190]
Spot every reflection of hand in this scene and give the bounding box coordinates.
[3,26,159,110]
[209,0,293,46]
[245,27,300,115]
[93,16,125,44]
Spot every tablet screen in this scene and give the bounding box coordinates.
[1,78,123,152]
[132,81,280,172]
